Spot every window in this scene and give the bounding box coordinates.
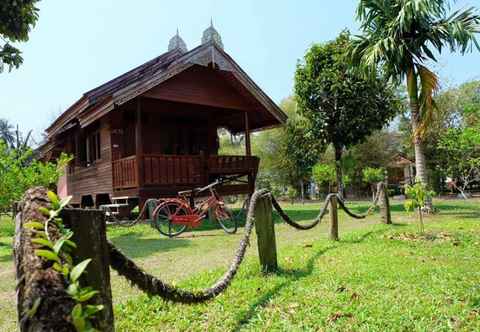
[86,131,101,163]
[77,130,101,166]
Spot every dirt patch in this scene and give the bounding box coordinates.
[386,231,460,245]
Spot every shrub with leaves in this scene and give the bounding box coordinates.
[404,181,435,234]
[26,191,103,331]
[0,141,71,212]
[312,163,351,193]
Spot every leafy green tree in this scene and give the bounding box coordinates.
[255,97,323,198]
[0,0,40,72]
[295,32,398,197]
[312,163,336,192]
[437,127,480,198]
[362,167,385,201]
[352,0,480,210]
[0,141,71,212]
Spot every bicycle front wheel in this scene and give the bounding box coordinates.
[152,201,188,237]
[215,204,238,234]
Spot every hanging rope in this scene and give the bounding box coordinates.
[335,182,384,219]
[271,193,334,230]
[105,198,160,227]
[272,183,385,227]
[108,189,269,303]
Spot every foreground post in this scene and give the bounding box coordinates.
[379,183,392,224]
[329,195,339,241]
[15,188,75,331]
[62,209,114,332]
[254,194,278,272]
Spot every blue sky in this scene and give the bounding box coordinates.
[1,0,479,141]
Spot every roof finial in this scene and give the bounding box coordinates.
[202,19,224,49]
[168,28,188,53]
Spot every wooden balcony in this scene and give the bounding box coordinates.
[112,155,138,189]
[112,154,259,194]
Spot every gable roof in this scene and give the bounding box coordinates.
[46,42,287,138]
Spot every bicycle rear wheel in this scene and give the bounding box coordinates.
[152,201,188,237]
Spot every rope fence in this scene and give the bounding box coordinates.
[14,182,391,330]
[108,189,269,303]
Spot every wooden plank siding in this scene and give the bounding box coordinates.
[66,118,113,205]
[143,66,257,111]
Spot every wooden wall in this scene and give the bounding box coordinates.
[66,117,113,205]
[143,66,255,111]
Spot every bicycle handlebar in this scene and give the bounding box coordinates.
[178,175,244,197]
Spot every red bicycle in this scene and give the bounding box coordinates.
[151,177,246,237]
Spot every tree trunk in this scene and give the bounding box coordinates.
[334,145,344,199]
[407,67,433,212]
[299,179,305,204]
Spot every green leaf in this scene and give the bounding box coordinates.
[35,249,60,263]
[84,304,104,317]
[64,239,77,249]
[47,191,60,209]
[52,262,64,273]
[70,259,92,283]
[77,290,99,302]
[38,207,51,217]
[24,221,45,230]
[71,303,85,331]
[31,238,54,249]
[53,238,66,254]
[67,282,79,297]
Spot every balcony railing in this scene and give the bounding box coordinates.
[112,154,259,190]
[112,156,137,189]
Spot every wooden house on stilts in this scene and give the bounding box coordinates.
[40,23,287,209]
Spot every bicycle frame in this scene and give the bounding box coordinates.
[170,187,224,227]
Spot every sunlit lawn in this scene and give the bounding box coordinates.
[0,198,479,331]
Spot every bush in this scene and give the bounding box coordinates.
[362,167,384,184]
[312,163,335,186]
[0,141,71,212]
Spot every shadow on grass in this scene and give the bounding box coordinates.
[233,227,389,331]
[109,231,191,259]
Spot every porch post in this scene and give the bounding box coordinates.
[244,111,251,156]
[245,111,254,194]
[135,98,144,189]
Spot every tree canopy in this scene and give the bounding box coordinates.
[294,32,399,194]
[0,0,40,72]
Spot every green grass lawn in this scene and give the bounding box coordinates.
[1,198,479,331]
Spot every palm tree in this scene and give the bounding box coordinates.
[351,0,480,211]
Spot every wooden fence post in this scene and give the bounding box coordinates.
[379,183,392,224]
[15,188,76,332]
[254,194,278,272]
[329,195,339,241]
[62,209,115,332]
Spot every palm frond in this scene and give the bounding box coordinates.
[416,65,440,137]
[430,6,480,54]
